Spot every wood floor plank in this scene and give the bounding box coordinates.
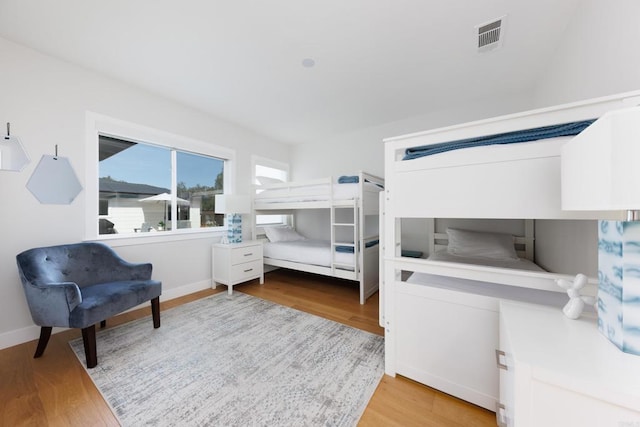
[0,269,495,426]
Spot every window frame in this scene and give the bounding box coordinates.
[86,112,236,245]
[252,155,290,226]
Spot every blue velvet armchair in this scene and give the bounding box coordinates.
[16,242,162,368]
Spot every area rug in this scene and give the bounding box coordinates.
[69,292,385,426]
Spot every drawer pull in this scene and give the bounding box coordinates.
[244,268,253,273]
[495,349,508,370]
[244,253,253,256]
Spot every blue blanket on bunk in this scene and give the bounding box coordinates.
[402,119,595,161]
[338,175,384,188]
[335,239,379,253]
[338,175,359,184]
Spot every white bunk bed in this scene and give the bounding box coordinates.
[253,171,384,304]
[381,90,640,412]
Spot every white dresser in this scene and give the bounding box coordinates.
[497,300,640,426]
[212,240,264,295]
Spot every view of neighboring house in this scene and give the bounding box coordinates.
[99,178,222,234]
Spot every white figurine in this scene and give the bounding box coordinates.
[555,273,597,319]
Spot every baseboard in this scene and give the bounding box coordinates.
[0,279,212,351]
[160,279,212,302]
[0,324,51,352]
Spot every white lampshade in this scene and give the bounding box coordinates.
[562,106,640,212]
[214,194,251,214]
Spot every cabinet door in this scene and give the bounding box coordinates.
[395,287,499,411]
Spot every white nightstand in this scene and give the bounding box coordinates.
[212,240,264,295]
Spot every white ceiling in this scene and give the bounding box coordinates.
[0,0,581,145]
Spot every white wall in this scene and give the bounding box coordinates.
[290,94,533,181]
[533,0,640,107]
[0,37,290,349]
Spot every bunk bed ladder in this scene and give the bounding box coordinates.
[330,199,359,275]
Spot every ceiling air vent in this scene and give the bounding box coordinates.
[476,15,506,52]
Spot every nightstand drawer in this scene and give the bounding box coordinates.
[230,245,262,264]
[230,259,263,282]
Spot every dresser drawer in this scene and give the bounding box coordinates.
[230,259,263,282]
[230,244,262,264]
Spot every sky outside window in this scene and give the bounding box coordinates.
[100,142,223,189]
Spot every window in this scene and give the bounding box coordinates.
[87,113,235,239]
[176,151,225,229]
[253,156,289,225]
[98,136,226,235]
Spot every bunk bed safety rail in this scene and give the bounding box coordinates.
[256,177,331,190]
[402,120,594,160]
[390,256,598,296]
[254,177,333,202]
[386,90,640,163]
[253,173,383,208]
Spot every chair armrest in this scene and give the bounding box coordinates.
[114,260,153,281]
[24,281,82,327]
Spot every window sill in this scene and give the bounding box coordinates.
[87,228,227,247]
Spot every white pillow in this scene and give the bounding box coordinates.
[264,226,305,242]
[256,176,284,186]
[446,228,518,261]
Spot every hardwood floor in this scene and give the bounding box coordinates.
[0,269,496,426]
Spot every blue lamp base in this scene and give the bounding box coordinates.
[227,213,243,243]
[598,220,640,355]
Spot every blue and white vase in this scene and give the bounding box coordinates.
[227,213,243,243]
[598,220,640,355]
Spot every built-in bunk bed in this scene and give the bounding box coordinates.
[381,91,640,412]
[253,171,384,304]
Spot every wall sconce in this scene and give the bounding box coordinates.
[0,122,30,171]
[562,105,640,355]
[214,194,251,244]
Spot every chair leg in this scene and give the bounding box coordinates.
[81,325,98,369]
[151,296,161,329]
[34,327,52,358]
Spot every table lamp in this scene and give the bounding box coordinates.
[562,105,640,355]
[215,194,251,243]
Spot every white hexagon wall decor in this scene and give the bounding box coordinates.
[27,155,83,204]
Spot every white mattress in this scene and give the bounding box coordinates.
[263,239,355,269]
[256,181,382,204]
[427,250,546,272]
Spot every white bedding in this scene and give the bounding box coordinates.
[263,239,355,269]
[256,181,382,204]
[427,250,546,272]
